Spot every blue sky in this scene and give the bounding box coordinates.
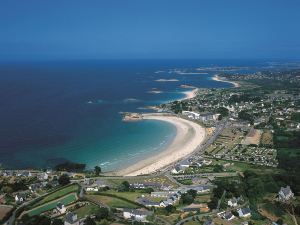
[0,0,300,60]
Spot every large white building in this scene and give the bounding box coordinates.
[123,209,152,222]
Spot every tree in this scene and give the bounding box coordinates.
[187,189,197,198]
[21,215,51,225]
[142,187,154,194]
[2,186,13,193]
[94,166,102,176]
[218,114,223,121]
[165,205,176,215]
[181,193,194,204]
[118,181,130,192]
[217,107,229,117]
[213,164,224,172]
[231,210,239,217]
[95,208,109,220]
[58,174,70,186]
[85,217,96,225]
[238,110,254,124]
[276,218,283,225]
[52,219,63,225]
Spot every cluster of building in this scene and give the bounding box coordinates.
[218,206,251,221]
[213,145,278,167]
[182,110,220,122]
[171,156,212,174]
[137,185,211,208]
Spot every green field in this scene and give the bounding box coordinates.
[87,195,139,209]
[73,203,100,218]
[183,221,201,225]
[32,184,79,207]
[27,193,77,216]
[105,190,144,202]
[194,194,211,203]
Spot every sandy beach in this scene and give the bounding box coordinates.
[181,88,198,100]
[212,74,240,87]
[117,114,206,176]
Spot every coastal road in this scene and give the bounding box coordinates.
[172,172,237,179]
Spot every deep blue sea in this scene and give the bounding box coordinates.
[0,59,289,171]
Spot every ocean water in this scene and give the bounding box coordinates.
[0,59,265,171]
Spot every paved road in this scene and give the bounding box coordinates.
[172,172,237,179]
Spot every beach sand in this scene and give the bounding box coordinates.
[116,114,206,176]
[181,88,198,100]
[212,74,240,87]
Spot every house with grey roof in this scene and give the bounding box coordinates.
[137,198,160,207]
[64,212,79,225]
[278,186,294,202]
[203,218,214,225]
[237,207,251,217]
[223,211,235,221]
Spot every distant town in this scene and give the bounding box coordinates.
[1,68,300,225]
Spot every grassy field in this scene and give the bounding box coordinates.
[183,220,201,225]
[32,184,79,207]
[105,190,145,202]
[27,193,77,216]
[158,214,180,225]
[73,203,100,219]
[194,194,211,203]
[87,194,139,209]
[261,130,273,146]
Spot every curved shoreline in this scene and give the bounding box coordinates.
[181,88,198,100]
[212,74,240,88]
[116,114,206,176]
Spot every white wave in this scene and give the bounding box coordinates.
[123,98,142,103]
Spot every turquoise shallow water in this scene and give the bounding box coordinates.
[0,59,242,171]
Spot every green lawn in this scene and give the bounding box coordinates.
[87,195,139,209]
[178,179,193,185]
[73,203,100,219]
[183,220,201,225]
[32,184,79,207]
[105,190,145,202]
[27,193,77,216]
[194,194,211,203]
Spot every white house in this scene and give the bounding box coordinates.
[227,197,238,207]
[15,194,25,203]
[182,111,200,120]
[171,166,183,174]
[38,172,49,181]
[151,191,176,198]
[29,183,42,193]
[123,209,152,222]
[57,202,67,214]
[86,187,99,192]
[138,198,160,207]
